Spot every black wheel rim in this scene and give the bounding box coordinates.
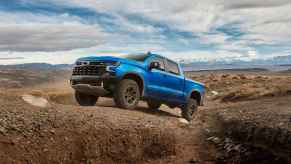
[124,86,137,105]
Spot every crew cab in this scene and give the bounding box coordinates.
[70,52,205,121]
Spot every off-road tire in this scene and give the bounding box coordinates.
[114,79,140,109]
[147,100,162,109]
[181,99,198,121]
[75,91,98,106]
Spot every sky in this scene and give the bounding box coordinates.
[0,0,291,64]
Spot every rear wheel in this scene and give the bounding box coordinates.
[75,91,98,106]
[114,79,140,109]
[147,100,162,109]
[181,99,198,121]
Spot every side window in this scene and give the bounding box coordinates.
[150,57,165,71]
[166,60,180,75]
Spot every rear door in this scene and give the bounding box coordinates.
[164,59,185,102]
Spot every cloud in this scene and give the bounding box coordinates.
[50,0,223,33]
[1,0,291,64]
[224,0,291,9]
[199,33,229,44]
[109,14,161,34]
[0,57,24,60]
[48,0,291,44]
[0,12,105,52]
[0,23,104,52]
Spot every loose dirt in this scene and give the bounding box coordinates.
[22,94,49,108]
[0,82,215,164]
[1,68,291,163]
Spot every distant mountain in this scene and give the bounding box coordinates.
[1,55,291,71]
[0,63,73,70]
[181,55,291,71]
[271,55,291,65]
[181,55,291,65]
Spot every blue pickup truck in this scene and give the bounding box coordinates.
[70,52,205,121]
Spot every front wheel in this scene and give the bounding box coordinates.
[75,91,98,106]
[114,79,140,109]
[181,99,198,121]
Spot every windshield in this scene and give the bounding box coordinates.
[121,54,149,62]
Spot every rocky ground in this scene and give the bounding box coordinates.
[215,96,291,163]
[0,79,215,163]
[188,70,291,164]
[0,68,290,163]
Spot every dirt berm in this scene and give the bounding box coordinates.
[0,89,214,164]
[213,96,291,163]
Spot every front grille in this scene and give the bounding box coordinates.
[72,65,106,76]
[89,61,106,66]
[76,61,106,66]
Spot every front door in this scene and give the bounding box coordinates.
[146,56,169,100]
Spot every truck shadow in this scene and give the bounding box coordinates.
[97,100,180,119]
[134,106,180,118]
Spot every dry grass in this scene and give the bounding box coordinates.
[190,73,291,102]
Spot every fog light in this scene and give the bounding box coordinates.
[106,66,117,72]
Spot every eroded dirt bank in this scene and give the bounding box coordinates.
[209,96,291,164]
[0,88,215,164]
[188,71,291,164]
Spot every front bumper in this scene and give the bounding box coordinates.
[70,73,118,96]
[71,84,109,96]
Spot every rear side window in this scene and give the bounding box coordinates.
[166,60,180,75]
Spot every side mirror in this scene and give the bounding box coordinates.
[149,62,160,70]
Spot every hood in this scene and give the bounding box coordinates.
[77,56,145,68]
[78,56,121,62]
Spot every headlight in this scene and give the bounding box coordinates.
[75,61,82,65]
[106,61,120,72]
[107,61,120,66]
